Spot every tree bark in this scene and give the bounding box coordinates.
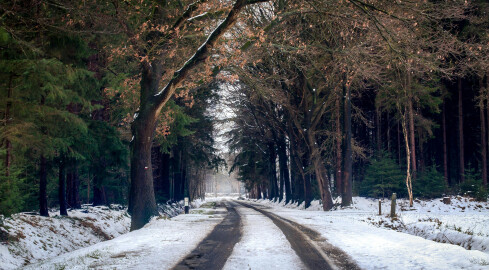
[306,130,334,210]
[486,72,489,188]
[400,110,414,207]
[39,155,49,217]
[387,113,391,153]
[407,72,416,177]
[335,94,342,197]
[277,135,291,203]
[342,79,353,206]
[67,162,81,209]
[480,78,487,189]
[376,106,381,153]
[59,158,68,216]
[397,121,401,164]
[458,78,465,183]
[442,101,449,186]
[267,142,278,200]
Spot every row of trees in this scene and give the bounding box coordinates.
[227,0,489,208]
[0,0,224,229]
[1,0,488,230]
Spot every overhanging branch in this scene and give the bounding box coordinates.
[151,0,270,114]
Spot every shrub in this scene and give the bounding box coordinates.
[459,165,487,201]
[359,152,406,198]
[414,164,446,198]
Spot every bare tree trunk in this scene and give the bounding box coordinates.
[397,121,401,164]
[458,78,465,183]
[480,77,487,189]
[387,113,391,153]
[59,158,68,216]
[335,95,342,197]
[442,101,449,186]
[307,131,334,210]
[376,107,381,153]
[486,72,489,188]
[342,80,353,206]
[267,142,278,200]
[407,72,416,177]
[39,155,49,217]
[400,110,414,207]
[277,136,291,203]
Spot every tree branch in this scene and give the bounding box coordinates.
[151,0,270,114]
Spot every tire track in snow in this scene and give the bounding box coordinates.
[173,201,242,270]
[223,202,306,270]
[236,201,360,270]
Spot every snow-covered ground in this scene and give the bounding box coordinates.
[251,196,489,269]
[223,206,305,270]
[0,205,131,269]
[2,196,488,270]
[23,203,225,270]
[0,202,187,270]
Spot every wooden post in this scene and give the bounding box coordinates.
[390,193,397,218]
[378,199,382,215]
[184,197,189,214]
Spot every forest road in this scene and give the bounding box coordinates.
[236,201,360,270]
[173,200,360,270]
[173,201,242,270]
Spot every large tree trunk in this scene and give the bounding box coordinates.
[335,95,342,197]
[67,162,81,209]
[128,106,159,230]
[267,142,278,200]
[458,78,465,183]
[306,131,334,210]
[39,155,49,217]
[59,158,68,216]
[277,136,291,203]
[442,101,449,186]
[342,80,353,206]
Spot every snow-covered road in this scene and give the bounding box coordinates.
[223,204,306,270]
[18,197,489,270]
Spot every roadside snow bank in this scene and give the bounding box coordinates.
[250,196,489,269]
[23,203,225,270]
[0,205,130,269]
[254,196,489,254]
[0,202,187,270]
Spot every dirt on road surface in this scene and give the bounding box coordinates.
[174,200,360,270]
[173,201,242,270]
[236,201,361,270]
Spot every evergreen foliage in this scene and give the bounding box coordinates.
[0,152,24,216]
[414,164,447,199]
[460,165,488,201]
[359,152,406,198]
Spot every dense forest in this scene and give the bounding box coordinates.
[1,0,488,230]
